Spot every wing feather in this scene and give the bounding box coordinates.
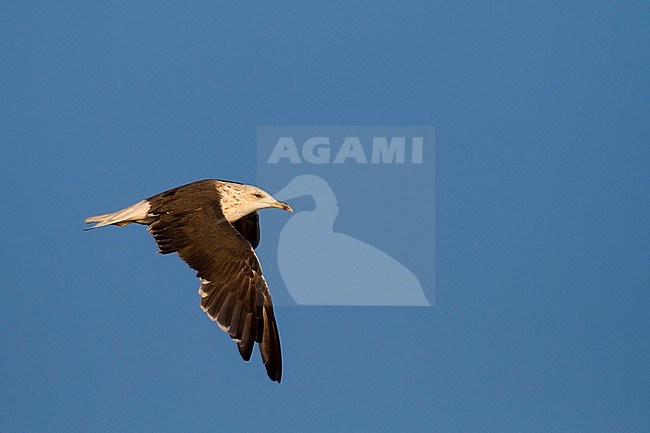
[145,181,282,382]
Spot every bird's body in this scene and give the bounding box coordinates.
[86,179,292,383]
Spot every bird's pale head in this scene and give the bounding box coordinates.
[218,181,292,222]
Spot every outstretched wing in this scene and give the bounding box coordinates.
[145,182,282,382]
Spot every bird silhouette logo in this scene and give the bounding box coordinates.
[274,175,430,306]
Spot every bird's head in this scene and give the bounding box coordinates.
[244,185,293,213]
[220,182,293,222]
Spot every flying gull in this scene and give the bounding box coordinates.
[85,179,292,383]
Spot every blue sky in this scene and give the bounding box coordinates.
[1,2,649,432]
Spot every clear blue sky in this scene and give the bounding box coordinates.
[1,2,649,432]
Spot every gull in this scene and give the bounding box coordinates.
[86,179,293,382]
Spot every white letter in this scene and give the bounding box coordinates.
[333,137,367,164]
[411,137,423,163]
[371,137,405,163]
[303,137,330,164]
[267,137,301,164]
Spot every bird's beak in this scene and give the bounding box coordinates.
[272,200,293,212]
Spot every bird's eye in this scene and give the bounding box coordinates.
[253,192,263,199]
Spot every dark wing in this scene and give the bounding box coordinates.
[145,182,282,382]
[232,212,260,249]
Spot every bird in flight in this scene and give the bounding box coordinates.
[85,179,292,383]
